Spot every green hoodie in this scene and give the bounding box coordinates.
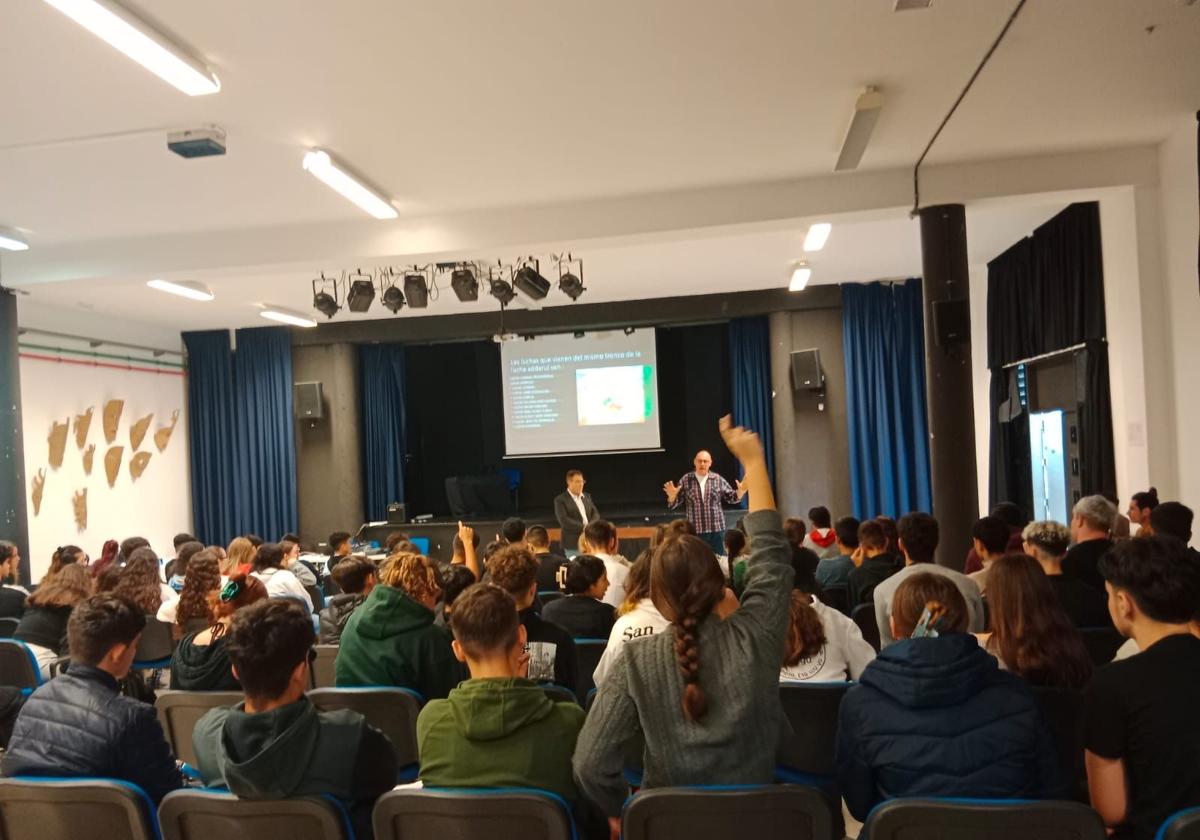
[416,677,586,802]
[335,584,466,700]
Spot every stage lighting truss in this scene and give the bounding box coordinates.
[552,253,586,301]
[311,272,344,319]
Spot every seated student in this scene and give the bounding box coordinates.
[815,516,859,590]
[448,522,481,581]
[171,572,268,691]
[1063,495,1117,591]
[1022,520,1110,627]
[578,521,631,609]
[88,539,120,582]
[114,546,177,614]
[318,556,377,644]
[39,544,88,587]
[488,545,578,690]
[836,573,1059,821]
[875,516,901,556]
[163,532,198,581]
[963,502,1028,574]
[0,540,29,619]
[280,537,320,592]
[976,553,1093,689]
[335,552,465,699]
[227,536,257,577]
[1084,536,1200,840]
[784,517,808,550]
[166,540,204,594]
[1127,487,1159,536]
[159,549,222,633]
[966,516,1011,594]
[542,555,616,640]
[325,530,353,575]
[435,564,478,630]
[803,506,841,559]
[1150,502,1199,562]
[3,594,183,802]
[251,542,313,611]
[726,528,751,593]
[847,520,903,611]
[417,583,587,801]
[574,417,792,824]
[592,553,669,686]
[192,600,397,836]
[873,513,985,647]
[499,517,525,546]
[781,552,874,682]
[527,525,567,591]
[14,564,92,679]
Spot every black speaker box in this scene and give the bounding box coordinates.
[387,502,407,525]
[932,299,971,346]
[294,381,324,419]
[790,349,824,391]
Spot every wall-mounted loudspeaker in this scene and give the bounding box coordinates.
[932,299,971,346]
[295,381,324,419]
[790,349,824,392]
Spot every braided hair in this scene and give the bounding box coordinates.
[649,534,726,722]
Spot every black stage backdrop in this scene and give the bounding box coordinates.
[403,324,734,519]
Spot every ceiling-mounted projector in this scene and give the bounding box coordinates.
[168,127,226,158]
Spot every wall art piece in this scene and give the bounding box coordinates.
[31,468,46,516]
[48,418,69,468]
[73,406,93,449]
[129,451,152,481]
[154,409,180,452]
[129,413,153,451]
[82,444,95,475]
[104,446,124,488]
[103,399,124,444]
[73,488,87,532]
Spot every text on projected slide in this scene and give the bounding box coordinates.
[509,351,650,431]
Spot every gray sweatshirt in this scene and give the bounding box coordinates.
[573,509,793,816]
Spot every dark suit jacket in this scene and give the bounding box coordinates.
[554,491,599,553]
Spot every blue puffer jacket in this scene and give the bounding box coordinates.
[1,664,183,802]
[835,633,1060,821]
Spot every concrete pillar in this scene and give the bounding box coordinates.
[0,287,30,584]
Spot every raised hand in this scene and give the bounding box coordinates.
[662,480,679,504]
[735,477,747,500]
[718,415,774,512]
[718,414,764,464]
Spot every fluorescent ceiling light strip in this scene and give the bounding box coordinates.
[835,88,884,172]
[302,150,399,220]
[789,264,811,292]
[260,307,318,328]
[0,231,29,251]
[42,0,220,95]
[147,279,213,301]
[803,223,832,252]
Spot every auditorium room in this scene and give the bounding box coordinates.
[0,2,1197,839]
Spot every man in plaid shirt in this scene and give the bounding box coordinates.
[663,450,746,554]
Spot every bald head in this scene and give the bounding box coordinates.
[694,451,712,475]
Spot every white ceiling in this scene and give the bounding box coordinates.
[1,0,1196,331]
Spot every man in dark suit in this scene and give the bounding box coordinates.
[554,470,599,556]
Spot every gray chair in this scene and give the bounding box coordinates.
[0,615,20,638]
[1159,807,1200,840]
[574,638,607,701]
[373,788,574,840]
[155,690,243,768]
[307,687,422,779]
[622,785,835,840]
[776,682,851,779]
[0,777,157,840]
[0,638,43,692]
[851,602,880,652]
[158,789,350,840]
[133,618,176,668]
[862,798,1106,840]
[311,644,338,688]
[541,683,579,705]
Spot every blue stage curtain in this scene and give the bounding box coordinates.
[728,315,776,503]
[842,279,933,519]
[360,343,407,521]
[231,327,298,540]
[181,330,238,544]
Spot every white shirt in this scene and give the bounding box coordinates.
[252,567,314,611]
[594,553,631,609]
[779,598,876,682]
[593,598,671,686]
[697,472,710,498]
[570,491,590,526]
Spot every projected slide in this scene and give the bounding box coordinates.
[501,330,662,456]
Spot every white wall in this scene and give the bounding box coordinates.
[18,335,190,581]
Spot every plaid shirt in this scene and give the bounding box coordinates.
[668,471,738,534]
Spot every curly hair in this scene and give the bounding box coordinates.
[488,545,539,597]
[211,571,269,636]
[113,546,165,614]
[175,550,222,627]
[379,552,442,605]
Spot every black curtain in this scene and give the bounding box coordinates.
[986,202,1115,512]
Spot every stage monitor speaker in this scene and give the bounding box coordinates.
[387,502,407,525]
[295,381,324,419]
[790,349,824,391]
[932,299,971,346]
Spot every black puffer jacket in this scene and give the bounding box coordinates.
[318,593,365,644]
[1,664,183,802]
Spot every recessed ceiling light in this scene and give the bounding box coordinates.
[41,0,220,95]
[789,262,812,292]
[0,227,30,251]
[894,0,933,10]
[260,305,317,328]
[302,149,398,220]
[835,87,884,172]
[803,223,832,252]
[146,278,213,301]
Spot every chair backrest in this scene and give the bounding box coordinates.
[573,639,607,701]
[1030,686,1087,802]
[777,682,851,776]
[304,585,325,611]
[373,788,574,840]
[178,617,211,637]
[0,639,43,691]
[307,687,422,768]
[0,777,157,840]
[862,797,1106,840]
[622,785,835,840]
[1158,806,1200,840]
[134,619,177,665]
[538,591,565,605]
[821,585,849,616]
[157,789,350,840]
[0,615,20,638]
[155,690,243,768]
[851,603,880,652]
[311,645,338,689]
[1079,626,1124,666]
[541,683,579,706]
